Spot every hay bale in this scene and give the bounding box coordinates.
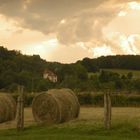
[32,88,80,124]
[0,93,16,123]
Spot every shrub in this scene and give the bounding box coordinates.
[12,92,140,107]
[12,93,34,107]
[77,92,140,107]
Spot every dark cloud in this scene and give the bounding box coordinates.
[0,0,106,33]
[0,0,138,48]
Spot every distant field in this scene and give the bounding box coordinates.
[89,69,140,79]
[104,69,140,79]
[0,107,140,140]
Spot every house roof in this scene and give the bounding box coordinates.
[44,70,57,77]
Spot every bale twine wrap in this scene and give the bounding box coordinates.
[0,93,16,123]
[32,88,80,124]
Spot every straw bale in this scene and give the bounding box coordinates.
[32,88,80,124]
[0,93,16,123]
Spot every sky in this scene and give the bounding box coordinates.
[0,0,140,63]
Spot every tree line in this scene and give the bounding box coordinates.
[0,46,140,93]
[79,55,140,72]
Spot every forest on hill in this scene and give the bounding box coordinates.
[78,55,140,72]
[0,46,140,93]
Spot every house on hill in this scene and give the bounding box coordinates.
[43,70,57,83]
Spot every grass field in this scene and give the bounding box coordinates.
[0,107,140,140]
[104,69,140,79]
[89,69,140,79]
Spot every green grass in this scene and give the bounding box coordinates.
[0,107,139,140]
[88,69,140,79]
[0,120,139,140]
[103,69,140,79]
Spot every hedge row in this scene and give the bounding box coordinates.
[77,93,140,107]
[12,94,34,107]
[12,92,140,107]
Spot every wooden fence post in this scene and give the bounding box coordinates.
[104,90,112,129]
[16,86,24,131]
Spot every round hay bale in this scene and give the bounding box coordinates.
[0,93,16,123]
[32,88,80,124]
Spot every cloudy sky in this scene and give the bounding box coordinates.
[0,0,140,63]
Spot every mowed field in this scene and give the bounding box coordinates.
[0,107,140,140]
[104,69,140,79]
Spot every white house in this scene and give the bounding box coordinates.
[43,70,57,83]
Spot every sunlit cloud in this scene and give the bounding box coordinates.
[0,14,20,34]
[76,42,87,50]
[0,0,140,63]
[119,35,135,54]
[128,1,140,10]
[92,45,113,58]
[106,32,140,55]
[45,38,58,46]
[117,1,140,17]
[118,11,127,16]
[60,19,66,24]
[128,34,140,54]
[22,38,58,59]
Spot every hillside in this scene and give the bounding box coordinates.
[0,46,88,92]
[0,46,56,92]
[79,55,140,72]
[0,46,140,93]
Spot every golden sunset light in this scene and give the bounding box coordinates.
[128,1,140,10]
[22,38,58,59]
[1,0,140,137]
[93,45,114,58]
[0,0,140,63]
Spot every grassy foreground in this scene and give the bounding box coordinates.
[0,107,139,140]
